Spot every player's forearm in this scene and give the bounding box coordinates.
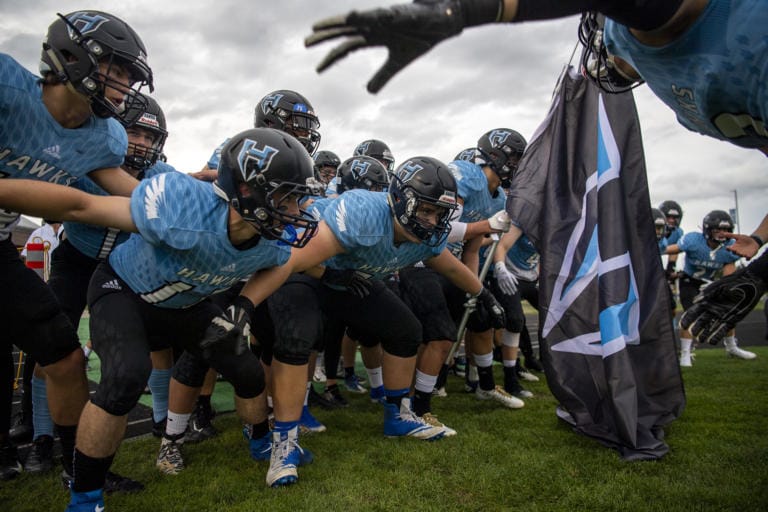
[88,167,139,197]
[751,214,768,245]
[493,225,522,263]
[239,265,293,308]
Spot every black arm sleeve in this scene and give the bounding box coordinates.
[514,0,684,31]
[746,250,768,285]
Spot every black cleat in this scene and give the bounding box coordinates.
[104,471,144,494]
[8,413,33,444]
[23,435,54,473]
[62,469,144,494]
[308,386,343,410]
[322,385,349,408]
[152,417,167,438]
[525,356,544,373]
[184,402,217,443]
[0,440,22,481]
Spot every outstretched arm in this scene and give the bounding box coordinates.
[238,221,346,307]
[305,0,690,93]
[0,179,136,233]
[726,214,768,259]
[88,167,140,197]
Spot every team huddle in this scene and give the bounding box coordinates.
[1,3,766,511]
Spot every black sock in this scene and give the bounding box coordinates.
[71,448,114,492]
[344,366,354,378]
[435,364,450,389]
[503,366,518,391]
[197,394,212,408]
[385,392,406,408]
[412,390,432,416]
[55,424,77,475]
[477,365,495,391]
[249,420,269,440]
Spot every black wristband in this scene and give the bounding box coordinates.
[750,234,765,247]
[460,0,503,27]
[233,295,256,317]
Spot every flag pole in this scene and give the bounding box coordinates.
[445,233,500,365]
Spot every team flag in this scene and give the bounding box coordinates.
[507,67,685,460]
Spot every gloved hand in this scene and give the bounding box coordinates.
[305,0,503,93]
[488,210,511,232]
[493,261,518,295]
[199,296,255,358]
[467,288,505,329]
[680,267,766,345]
[321,267,373,298]
[665,260,678,282]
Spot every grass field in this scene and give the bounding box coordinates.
[3,347,767,511]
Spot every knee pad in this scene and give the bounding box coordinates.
[172,351,209,388]
[214,352,265,399]
[91,356,152,416]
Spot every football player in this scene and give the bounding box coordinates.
[666,210,756,366]
[0,128,319,510]
[0,10,152,485]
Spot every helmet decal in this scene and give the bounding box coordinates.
[238,139,279,182]
[398,161,423,183]
[260,93,284,115]
[488,129,512,147]
[355,141,371,155]
[65,12,109,38]
[455,148,476,162]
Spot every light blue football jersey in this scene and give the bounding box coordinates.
[664,226,683,245]
[206,138,229,169]
[322,190,445,280]
[109,172,291,308]
[306,196,333,221]
[481,233,540,282]
[657,236,670,254]
[677,231,740,280]
[446,160,505,256]
[324,176,340,198]
[64,161,179,260]
[0,53,126,240]
[448,160,506,221]
[507,234,539,278]
[605,0,768,149]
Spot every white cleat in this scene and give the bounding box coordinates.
[725,339,757,360]
[476,385,525,409]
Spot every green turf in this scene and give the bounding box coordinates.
[4,346,767,511]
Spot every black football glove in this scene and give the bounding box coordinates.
[680,267,766,345]
[467,288,506,329]
[305,0,503,93]
[199,296,255,358]
[321,268,373,298]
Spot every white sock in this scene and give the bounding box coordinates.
[165,411,191,436]
[414,370,437,394]
[366,366,383,389]
[473,351,493,368]
[680,338,693,353]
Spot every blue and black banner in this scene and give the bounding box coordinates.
[507,68,685,460]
